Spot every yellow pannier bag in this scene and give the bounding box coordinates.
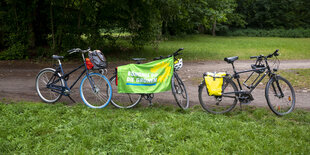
[204,72,226,96]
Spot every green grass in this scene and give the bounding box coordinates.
[1,102,309,154]
[279,69,310,89]
[111,35,310,61]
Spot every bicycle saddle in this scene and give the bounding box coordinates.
[52,55,64,59]
[132,58,146,61]
[224,56,238,63]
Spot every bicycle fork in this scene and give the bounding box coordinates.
[271,76,284,98]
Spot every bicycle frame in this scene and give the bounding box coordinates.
[46,53,95,96]
[224,56,283,98]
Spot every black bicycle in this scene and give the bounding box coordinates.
[35,48,112,108]
[110,48,189,109]
[198,49,296,115]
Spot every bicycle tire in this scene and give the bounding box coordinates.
[265,75,295,116]
[109,75,142,108]
[198,77,238,114]
[35,68,64,103]
[80,73,112,108]
[171,73,189,109]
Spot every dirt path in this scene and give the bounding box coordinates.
[0,60,309,109]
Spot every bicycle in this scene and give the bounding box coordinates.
[198,49,295,115]
[35,48,112,108]
[110,48,189,109]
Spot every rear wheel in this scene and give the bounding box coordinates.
[198,77,238,114]
[171,73,189,109]
[35,68,64,103]
[265,75,295,116]
[80,73,112,108]
[110,75,142,108]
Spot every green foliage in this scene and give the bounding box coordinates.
[235,0,310,29]
[0,102,309,154]
[224,28,310,38]
[1,0,310,59]
[0,42,27,60]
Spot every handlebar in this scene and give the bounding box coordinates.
[250,49,279,60]
[68,47,91,54]
[173,48,184,56]
[153,48,184,60]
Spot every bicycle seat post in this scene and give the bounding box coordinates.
[57,59,62,66]
[231,62,237,74]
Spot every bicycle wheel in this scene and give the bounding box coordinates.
[171,73,189,109]
[198,77,238,114]
[265,75,295,116]
[109,75,142,108]
[35,68,64,103]
[80,73,112,108]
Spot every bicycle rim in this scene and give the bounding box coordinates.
[36,68,63,103]
[171,73,189,109]
[198,78,238,114]
[110,76,142,108]
[266,76,295,116]
[80,73,112,108]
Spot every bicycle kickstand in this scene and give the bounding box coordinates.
[144,94,154,106]
[68,95,76,103]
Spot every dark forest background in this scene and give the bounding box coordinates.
[1,0,309,60]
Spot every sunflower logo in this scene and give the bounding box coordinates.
[150,61,172,83]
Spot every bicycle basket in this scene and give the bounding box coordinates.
[204,72,226,96]
[88,50,107,70]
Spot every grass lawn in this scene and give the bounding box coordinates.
[112,35,310,61]
[280,69,310,89]
[1,102,309,154]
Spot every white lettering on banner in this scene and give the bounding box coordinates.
[128,71,150,78]
[136,78,157,83]
[127,71,158,84]
[127,77,134,82]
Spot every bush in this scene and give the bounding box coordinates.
[0,43,27,60]
[222,28,310,38]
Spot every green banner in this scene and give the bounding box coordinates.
[117,57,174,93]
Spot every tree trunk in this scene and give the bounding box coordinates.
[77,0,82,45]
[14,3,19,31]
[212,20,216,36]
[50,1,55,49]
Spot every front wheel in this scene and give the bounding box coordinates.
[265,75,295,116]
[198,77,238,114]
[80,73,112,108]
[109,75,142,108]
[171,73,189,109]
